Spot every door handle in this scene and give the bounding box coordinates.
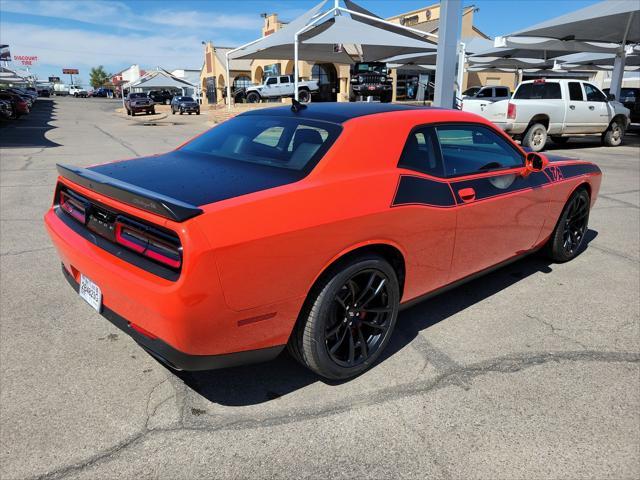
[589,106,595,110]
[458,187,476,203]
[569,105,576,110]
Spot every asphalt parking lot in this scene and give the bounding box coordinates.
[1,96,638,479]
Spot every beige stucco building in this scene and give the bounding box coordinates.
[200,3,517,106]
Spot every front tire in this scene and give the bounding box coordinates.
[246,92,261,103]
[602,120,624,147]
[522,123,548,152]
[288,255,400,380]
[545,188,591,262]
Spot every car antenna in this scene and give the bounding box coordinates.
[291,98,307,112]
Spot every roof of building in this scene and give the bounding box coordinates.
[213,48,252,72]
[239,102,437,124]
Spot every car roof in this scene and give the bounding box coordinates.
[239,103,438,124]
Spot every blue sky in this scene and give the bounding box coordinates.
[0,0,600,85]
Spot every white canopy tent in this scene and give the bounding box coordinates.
[0,67,27,84]
[226,0,442,107]
[496,0,640,100]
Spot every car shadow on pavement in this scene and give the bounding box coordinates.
[172,230,598,407]
[0,98,60,148]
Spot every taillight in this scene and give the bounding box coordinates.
[59,190,87,224]
[115,217,181,269]
[507,102,516,120]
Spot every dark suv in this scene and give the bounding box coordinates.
[349,62,393,102]
[148,90,177,105]
[170,96,200,115]
[604,87,640,123]
[125,92,155,116]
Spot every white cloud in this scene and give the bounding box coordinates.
[0,0,262,33]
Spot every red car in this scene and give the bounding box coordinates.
[44,103,601,380]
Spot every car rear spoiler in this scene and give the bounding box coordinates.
[56,164,203,222]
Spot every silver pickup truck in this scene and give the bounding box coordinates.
[245,75,319,104]
[465,79,630,152]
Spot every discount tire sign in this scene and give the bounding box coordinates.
[14,55,38,66]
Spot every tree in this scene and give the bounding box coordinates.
[89,66,110,89]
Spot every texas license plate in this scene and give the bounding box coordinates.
[79,274,102,312]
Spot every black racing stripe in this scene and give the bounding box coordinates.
[557,163,601,178]
[452,171,548,203]
[392,175,456,207]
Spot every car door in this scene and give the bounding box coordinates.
[583,82,610,132]
[434,124,550,281]
[564,81,590,133]
[264,77,278,97]
[393,126,457,296]
[279,76,293,96]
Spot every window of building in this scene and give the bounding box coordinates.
[401,15,419,26]
[435,125,523,177]
[233,75,252,89]
[568,82,584,101]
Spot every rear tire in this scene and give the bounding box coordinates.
[602,120,623,147]
[522,123,547,152]
[298,89,311,103]
[288,255,399,380]
[544,188,591,262]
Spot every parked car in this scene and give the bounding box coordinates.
[37,87,51,97]
[124,92,155,116]
[0,92,29,118]
[245,75,319,103]
[92,88,114,98]
[0,99,14,119]
[471,79,630,151]
[45,103,602,380]
[148,90,176,105]
[7,87,36,105]
[349,62,393,102]
[603,87,640,123]
[53,83,70,96]
[462,85,511,114]
[69,85,88,98]
[170,96,200,115]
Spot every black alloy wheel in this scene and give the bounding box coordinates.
[288,255,400,380]
[325,269,393,368]
[561,192,589,256]
[546,188,591,262]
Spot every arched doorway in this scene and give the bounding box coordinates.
[311,63,338,102]
[253,66,264,85]
[284,60,295,75]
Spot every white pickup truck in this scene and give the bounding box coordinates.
[469,79,630,152]
[245,75,319,104]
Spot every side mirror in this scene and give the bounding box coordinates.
[525,152,548,173]
[606,93,616,101]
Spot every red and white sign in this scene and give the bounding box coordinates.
[14,55,38,66]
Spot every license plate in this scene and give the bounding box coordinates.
[79,274,102,312]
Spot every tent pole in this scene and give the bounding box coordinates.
[226,51,232,111]
[610,12,634,101]
[294,33,299,101]
[456,41,466,103]
[433,0,462,108]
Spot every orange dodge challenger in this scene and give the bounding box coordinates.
[44,103,601,380]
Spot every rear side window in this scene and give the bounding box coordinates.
[495,87,509,97]
[584,83,607,102]
[476,88,493,98]
[568,82,584,101]
[514,82,562,100]
[181,116,341,172]
[398,127,443,177]
[435,124,523,177]
[279,76,290,84]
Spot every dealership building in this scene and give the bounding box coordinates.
[199,2,516,106]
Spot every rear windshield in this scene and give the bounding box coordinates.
[514,82,562,100]
[181,115,341,172]
[178,97,194,101]
[129,93,147,99]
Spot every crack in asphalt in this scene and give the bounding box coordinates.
[0,246,54,257]
[93,124,139,157]
[525,313,589,350]
[598,194,640,209]
[589,243,639,264]
[27,349,640,480]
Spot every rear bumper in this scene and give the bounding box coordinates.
[61,264,284,371]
